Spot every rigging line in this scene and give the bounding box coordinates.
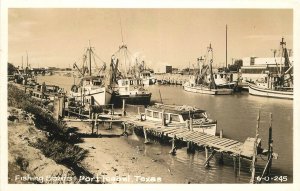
[92,51,107,65]
[125,49,132,71]
[90,49,100,71]
[120,46,127,76]
[92,53,100,72]
[119,14,125,46]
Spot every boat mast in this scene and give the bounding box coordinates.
[208,43,216,89]
[88,40,92,76]
[22,56,23,69]
[26,51,29,68]
[226,24,228,69]
[279,37,287,75]
[119,16,128,77]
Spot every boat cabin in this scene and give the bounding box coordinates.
[80,76,104,87]
[145,104,209,124]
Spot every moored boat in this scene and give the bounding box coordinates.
[248,38,293,100]
[248,83,293,100]
[183,44,233,95]
[109,44,152,107]
[142,103,217,136]
[69,42,113,106]
[70,76,112,105]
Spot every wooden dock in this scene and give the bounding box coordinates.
[58,101,277,183]
[122,115,259,160]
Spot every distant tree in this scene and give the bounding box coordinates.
[228,59,243,72]
[8,62,16,75]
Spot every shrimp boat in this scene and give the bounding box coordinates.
[109,44,152,107]
[248,38,293,100]
[140,70,156,85]
[69,43,113,106]
[183,44,233,95]
[143,103,217,136]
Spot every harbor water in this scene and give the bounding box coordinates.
[37,75,293,183]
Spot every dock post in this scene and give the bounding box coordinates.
[250,110,260,183]
[137,107,140,115]
[143,127,149,144]
[218,153,224,164]
[123,123,128,136]
[186,120,189,130]
[266,113,273,182]
[187,141,191,153]
[111,104,114,115]
[94,114,98,135]
[189,117,193,131]
[91,122,94,135]
[233,156,237,176]
[161,109,166,126]
[220,129,223,138]
[89,104,91,119]
[205,146,210,167]
[122,99,126,116]
[238,154,241,178]
[187,141,195,154]
[169,136,176,155]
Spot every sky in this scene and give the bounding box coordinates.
[8,9,293,70]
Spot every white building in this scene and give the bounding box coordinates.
[240,56,293,82]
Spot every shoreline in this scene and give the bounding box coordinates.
[7,83,188,184]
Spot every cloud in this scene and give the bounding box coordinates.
[9,20,38,42]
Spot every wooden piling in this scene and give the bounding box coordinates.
[95,114,98,135]
[162,109,165,126]
[250,110,260,183]
[189,117,193,131]
[122,99,126,116]
[267,113,273,182]
[219,153,224,164]
[123,123,127,136]
[219,129,223,138]
[143,127,149,144]
[169,136,176,155]
[238,154,241,178]
[233,156,237,175]
[205,146,210,167]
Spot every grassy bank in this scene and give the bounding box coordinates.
[8,84,92,179]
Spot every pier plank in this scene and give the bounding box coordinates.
[170,130,192,137]
[207,138,232,145]
[219,140,239,147]
[184,133,210,142]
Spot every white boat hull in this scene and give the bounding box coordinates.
[183,84,233,95]
[192,124,217,136]
[248,84,293,100]
[70,87,112,105]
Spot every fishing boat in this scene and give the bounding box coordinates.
[109,44,152,107]
[142,103,217,136]
[26,82,64,103]
[248,38,293,100]
[140,70,156,85]
[69,42,113,106]
[183,44,233,95]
